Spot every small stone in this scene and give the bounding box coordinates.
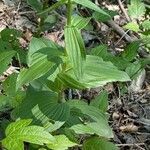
[119,124,138,132]
[116,98,122,106]
[112,112,120,119]
[140,99,148,104]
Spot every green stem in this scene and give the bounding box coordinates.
[58,90,66,103]
[38,0,67,16]
[67,0,72,26]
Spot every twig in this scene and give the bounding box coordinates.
[115,29,130,46]
[134,144,146,150]
[117,0,131,22]
[106,20,136,42]
[117,143,145,147]
[19,11,35,15]
[105,20,149,57]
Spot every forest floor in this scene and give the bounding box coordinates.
[0,0,150,150]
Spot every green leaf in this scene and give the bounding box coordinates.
[68,100,113,138]
[71,15,91,30]
[90,44,109,59]
[0,50,16,75]
[110,56,131,70]
[83,137,119,150]
[57,73,85,89]
[73,0,110,19]
[121,41,140,61]
[70,124,95,135]
[71,122,112,138]
[81,55,130,87]
[2,74,18,96]
[0,95,10,111]
[128,0,146,19]
[1,74,26,109]
[12,90,70,124]
[90,90,108,112]
[93,9,117,22]
[1,29,22,41]
[124,22,140,32]
[27,0,43,12]
[28,37,62,66]
[2,119,55,150]
[45,121,65,132]
[47,135,77,150]
[58,55,130,89]
[125,61,142,79]
[16,58,56,90]
[141,20,150,30]
[64,26,86,79]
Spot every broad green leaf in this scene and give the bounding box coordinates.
[65,110,85,127]
[68,100,113,138]
[63,128,79,143]
[71,122,112,138]
[16,58,56,90]
[0,95,10,111]
[70,124,95,135]
[64,26,86,79]
[45,121,65,132]
[83,137,119,150]
[73,0,110,19]
[28,37,62,66]
[121,41,140,61]
[140,58,150,67]
[2,74,18,96]
[90,90,108,112]
[57,73,85,89]
[42,15,58,31]
[58,55,130,89]
[1,29,21,41]
[93,9,117,22]
[2,119,55,150]
[5,119,32,135]
[124,22,140,32]
[71,15,91,30]
[128,0,146,19]
[90,44,109,59]
[31,47,64,64]
[27,0,43,12]
[110,56,131,70]
[81,55,130,87]
[0,39,11,51]
[141,20,150,30]
[12,90,70,124]
[1,74,25,109]
[125,61,142,79]
[0,50,16,75]
[47,135,77,150]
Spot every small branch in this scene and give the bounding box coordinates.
[105,20,149,57]
[117,143,145,147]
[115,29,130,46]
[37,0,67,16]
[117,0,131,22]
[106,20,136,43]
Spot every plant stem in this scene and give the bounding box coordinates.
[38,0,67,16]
[58,90,66,103]
[67,0,72,26]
